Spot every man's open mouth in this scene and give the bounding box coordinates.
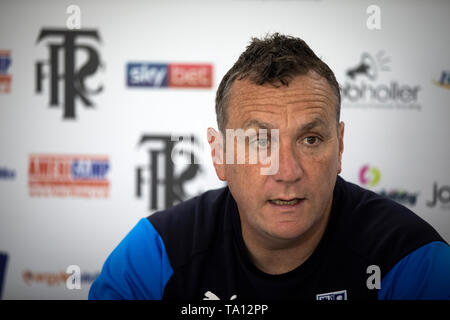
[268,198,304,206]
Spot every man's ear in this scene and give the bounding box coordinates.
[207,127,226,181]
[337,121,345,174]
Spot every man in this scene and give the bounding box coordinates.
[89,34,450,300]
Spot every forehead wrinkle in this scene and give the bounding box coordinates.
[289,105,330,116]
[235,105,287,122]
[235,89,334,111]
[235,93,332,116]
[281,89,336,107]
[238,110,286,130]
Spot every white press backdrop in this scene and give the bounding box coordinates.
[0,0,449,299]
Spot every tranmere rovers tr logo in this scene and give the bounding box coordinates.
[35,28,103,119]
[135,134,204,211]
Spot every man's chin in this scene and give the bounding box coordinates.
[264,220,314,244]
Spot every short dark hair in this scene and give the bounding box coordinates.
[215,33,341,133]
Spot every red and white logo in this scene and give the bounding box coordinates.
[168,64,213,88]
[28,154,110,198]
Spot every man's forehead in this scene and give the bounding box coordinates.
[230,72,332,96]
[228,74,336,121]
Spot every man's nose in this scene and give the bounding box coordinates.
[273,141,303,183]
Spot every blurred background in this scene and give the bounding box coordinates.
[0,0,449,299]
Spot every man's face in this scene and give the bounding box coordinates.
[209,72,344,245]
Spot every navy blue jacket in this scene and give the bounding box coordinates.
[89,176,450,300]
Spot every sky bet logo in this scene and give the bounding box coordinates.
[28,154,109,198]
[0,167,15,180]
[127,63,213,88]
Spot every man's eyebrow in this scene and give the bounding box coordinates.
[241,117,330,133]
[297,118,329,134]
[242,119,275,130]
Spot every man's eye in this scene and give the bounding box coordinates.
[257,139,269,148]
[250,138,269,148]
[303,136,320,145]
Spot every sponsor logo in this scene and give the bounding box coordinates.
[341,51,421,110]
[378,189,418,206]
[35,28,103,119]
[432,70,450,89]
[0,252,8,299]
[427,182,450,209]
[28,154,110,198]
[135,134,204,211]
[316,290,347,300]
[203,291,237,300]
[358,164,418,206]
[127,63,213,88]
[22,268,99,287]
[359,164,381,187]
[0,167,16,180]
[0,50,12,93]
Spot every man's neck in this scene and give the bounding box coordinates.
[241,200,332,275]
